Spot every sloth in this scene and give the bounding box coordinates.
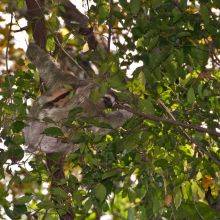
[23,43,132,153]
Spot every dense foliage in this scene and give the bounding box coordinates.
[0,0,220,219]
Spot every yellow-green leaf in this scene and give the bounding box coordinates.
[187,87,196,104]
[94,183,106,202]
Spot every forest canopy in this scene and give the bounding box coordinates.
[0,0,220,219]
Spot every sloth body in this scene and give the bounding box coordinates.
[24,44,132,153]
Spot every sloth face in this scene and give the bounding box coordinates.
[103,94,116,108]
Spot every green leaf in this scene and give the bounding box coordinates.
[130,0,140,15]
[68,175,78,190]
[140,206,147,220]
[164,60,178,81]
[154,159,169,169]
[128,71,146,95]
[102,169,120,179]
[197,84,203,99]
[11,121,26,133]
[71,131,89,144]
[182,181,191,200]
[128,207,136,220]
[14,204,27,215]
[187,87,196,104]
[83,117,112,129]
[90,83,108,103]
[200,5,210,24]
[43,127,64,137]
[72,190,84,203]
[179,144,194,157]
[46,35,55,51]
[174,188,182,209]
[151,0,161,8]
[175,49,184,65]
[7,146,24,162]
[37,201,54,209]
[177,31,191,38]
[17,0,25,9]
[48,13,60,32]
[172,8,182,22]
[191,181,203,200]
[94,183,106,202]
[148,36,159,51]
[90,87,103,102]
[68,107,83,120]
[4,207,15,219]
[98,4,109,24]
[84,198,92,212]
[14,195,32,205]
[139,98,155,114]
[136,37,145,48]
[213,0,220,7]
[119,0,128,8]
[58,4,66,13]
[152,191,161,214]
[108,74,125,90]
[191,46,209,66]
[51,187,68,200]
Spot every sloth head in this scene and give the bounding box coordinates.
[103,94,116,108]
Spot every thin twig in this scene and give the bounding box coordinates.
[212,53,220,66]
[86,0,90,11]
[33,0,42,10]
[204,38,220,67]
[194,202,205,220]
[5,12,13,73]
[54,38,87,73]
[33,0,87,73]
[4,12,14,105]
[13,26,28,32]
[107,0,113,53]
[157,99,196,142]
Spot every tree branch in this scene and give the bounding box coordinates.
[58,0,98,50]
[25,0,47,49]
[117,103,220,138]
[26,43,87,90]
[46,153,74,219]
[25,1,74,219]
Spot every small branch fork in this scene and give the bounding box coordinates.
[157,99,220,166]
